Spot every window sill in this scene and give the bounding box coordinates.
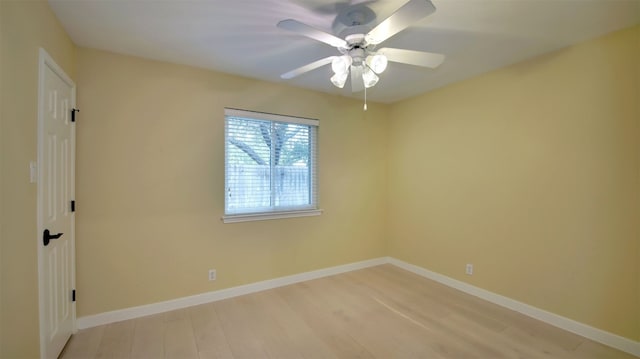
[222,209,323,223]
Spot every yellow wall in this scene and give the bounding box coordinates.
[74,48,389,316]
[0,1,76,357]
[388,26,640,341]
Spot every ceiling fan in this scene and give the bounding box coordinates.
[277,0,445,93]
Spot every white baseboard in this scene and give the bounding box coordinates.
[77,256,639,357]
[387,257,640,357]
[76,257,387,330]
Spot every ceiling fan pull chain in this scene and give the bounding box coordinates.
[364,86,368,111]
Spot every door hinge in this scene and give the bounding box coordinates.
[72,289,76,302]
[71,108,80,122]
[71,200,75,212]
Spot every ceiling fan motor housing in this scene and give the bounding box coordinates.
[343,33,380,68]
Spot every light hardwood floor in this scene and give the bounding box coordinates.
[61,264,636,358]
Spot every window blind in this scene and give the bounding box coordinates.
[224,109,318,218]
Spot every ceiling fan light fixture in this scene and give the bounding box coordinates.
[331,55,352,75]
[362,67,379,88]
[366,54,388,74]
[330,71,349,88]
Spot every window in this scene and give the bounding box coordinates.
[223,108,320,223]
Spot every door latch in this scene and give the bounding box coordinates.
[43,229,63,246]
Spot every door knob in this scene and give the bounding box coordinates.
[43,229,63,246]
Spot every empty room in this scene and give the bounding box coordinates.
[1,0,639,358]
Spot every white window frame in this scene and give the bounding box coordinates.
[222,108,322,223]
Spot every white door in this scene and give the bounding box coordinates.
[37,48,76,359]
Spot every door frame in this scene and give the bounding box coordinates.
[37,48,77,359]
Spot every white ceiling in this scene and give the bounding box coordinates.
[49,0,639,103]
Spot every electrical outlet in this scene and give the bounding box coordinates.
[465,264,473,275]
[208,269,217,281]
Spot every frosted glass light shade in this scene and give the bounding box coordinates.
[330,71,348,88]
[366,54,388,74]
[331,55,352,74]
[362,67,379,88]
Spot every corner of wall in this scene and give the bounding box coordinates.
[1,1,8,356]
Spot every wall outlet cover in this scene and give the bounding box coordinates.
[465,264,473,275]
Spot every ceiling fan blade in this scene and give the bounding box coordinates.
[350,65,364,92]
[377,48,445,68]
[281,56,337,80]
[278,19,347,48]
[365,0,436,45]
